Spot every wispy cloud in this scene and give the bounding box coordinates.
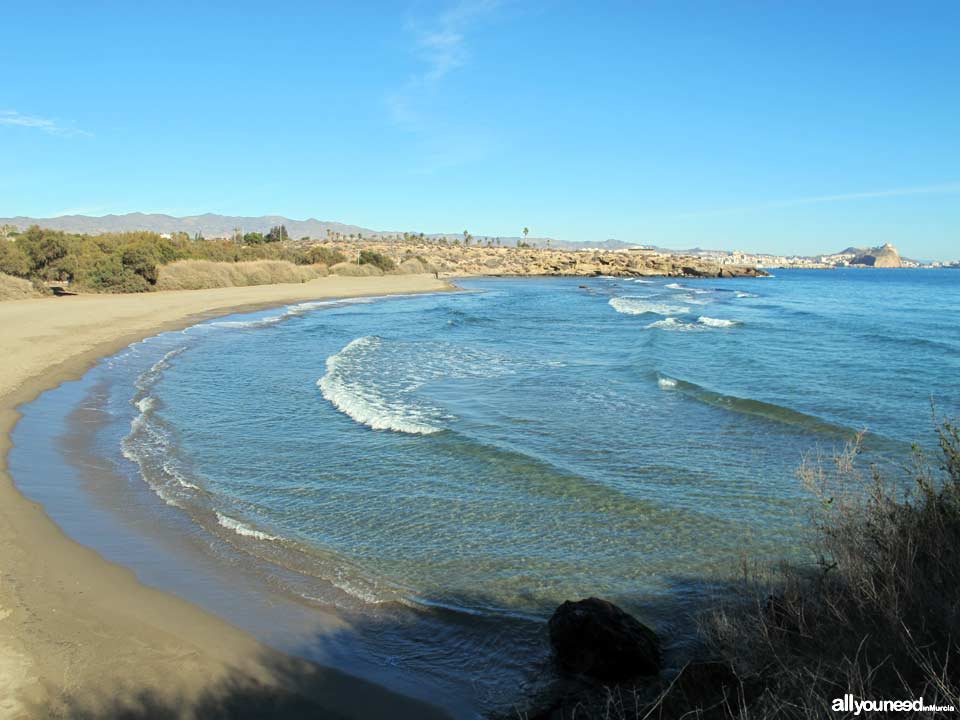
[386,1,500,170]
[411,0,498,82]
[673,182,960,220]
[0,110,91,137]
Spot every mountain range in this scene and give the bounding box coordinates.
[0,212,639,252]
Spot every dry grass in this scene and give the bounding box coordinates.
[0,272,38,300]
[156,260,327,291]
[328,261,384,277]
[524,420,960,719]
[698,421,960,718]
[397,257,436,274]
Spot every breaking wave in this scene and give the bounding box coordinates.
[319,337,443,434]
[697,316,740,328]
[609,297,690,316]
[318,336,517,435]
[215,511,278,541]
[645,316,741,330]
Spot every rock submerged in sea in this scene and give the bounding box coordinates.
[547,597,661,681]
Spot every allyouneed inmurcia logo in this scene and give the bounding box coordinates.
[833,694,955,714]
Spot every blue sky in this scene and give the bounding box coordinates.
[2,1,958,259]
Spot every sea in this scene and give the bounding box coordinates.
[11,269,960,717]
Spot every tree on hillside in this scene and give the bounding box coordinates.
[265,225,289,243]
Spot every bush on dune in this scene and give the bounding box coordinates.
[156,260,325,291]
[358,249,396,272]
[693,421,960,718]
[0,226,339,295]
[397,257,436,274]
[329,261,384,277]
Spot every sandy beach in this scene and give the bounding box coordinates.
[0,274,453,720]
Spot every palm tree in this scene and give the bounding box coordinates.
[523,227,529,240]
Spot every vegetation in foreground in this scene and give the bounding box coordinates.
[0,225,353,294]
[0,223,433,295]
[527,421,960,719]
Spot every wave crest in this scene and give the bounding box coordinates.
[609,297,689,316]
[215,511,278,541]
[318,337,443,435]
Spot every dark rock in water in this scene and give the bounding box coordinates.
[548,597,661,680]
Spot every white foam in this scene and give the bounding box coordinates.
[318,337,442,435]
[215,511,278,541]
[697,316,740,328]
[609,297,689,316]
[149,346,187,373]
[735,291,757,298]
[645,317,700,331]
[667,282,713,296]
[162,461,201,491]
[658,376,677,389]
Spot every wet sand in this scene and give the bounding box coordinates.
[0,274,453,720]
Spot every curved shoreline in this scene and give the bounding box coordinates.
[0,275,453,719]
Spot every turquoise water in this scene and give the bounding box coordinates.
[11,269,960,714]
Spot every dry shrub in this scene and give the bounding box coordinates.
[519,421,960,720]
[328,262,383,277]
[0,272,38,300]
[696,420,960,718]
[397,258,435,274]
[156,260,324,290]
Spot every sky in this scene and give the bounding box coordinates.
[2,1,958,259]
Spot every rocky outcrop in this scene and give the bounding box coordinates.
[303,240,768,279]
[851,243,902,268]
[547,598,661,681]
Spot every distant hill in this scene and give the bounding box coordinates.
[0,213,380,242]
[848,243,903,268]
[0,212,633,251]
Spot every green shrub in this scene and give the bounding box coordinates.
[306,245,348,266]
[358,249,396,272]
[0,240,31,276]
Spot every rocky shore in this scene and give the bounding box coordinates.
[306,240,769,279]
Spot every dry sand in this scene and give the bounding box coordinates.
[0,275,453,720]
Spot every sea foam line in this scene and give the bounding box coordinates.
[202,296,379,331]
[215,511,278,541]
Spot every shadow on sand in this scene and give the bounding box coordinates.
[35,574,759,720]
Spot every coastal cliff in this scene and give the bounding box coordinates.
[850,242,903,267]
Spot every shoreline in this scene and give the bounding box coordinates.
[0,275,454,719]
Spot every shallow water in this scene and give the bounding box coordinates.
[11,270,960,716]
